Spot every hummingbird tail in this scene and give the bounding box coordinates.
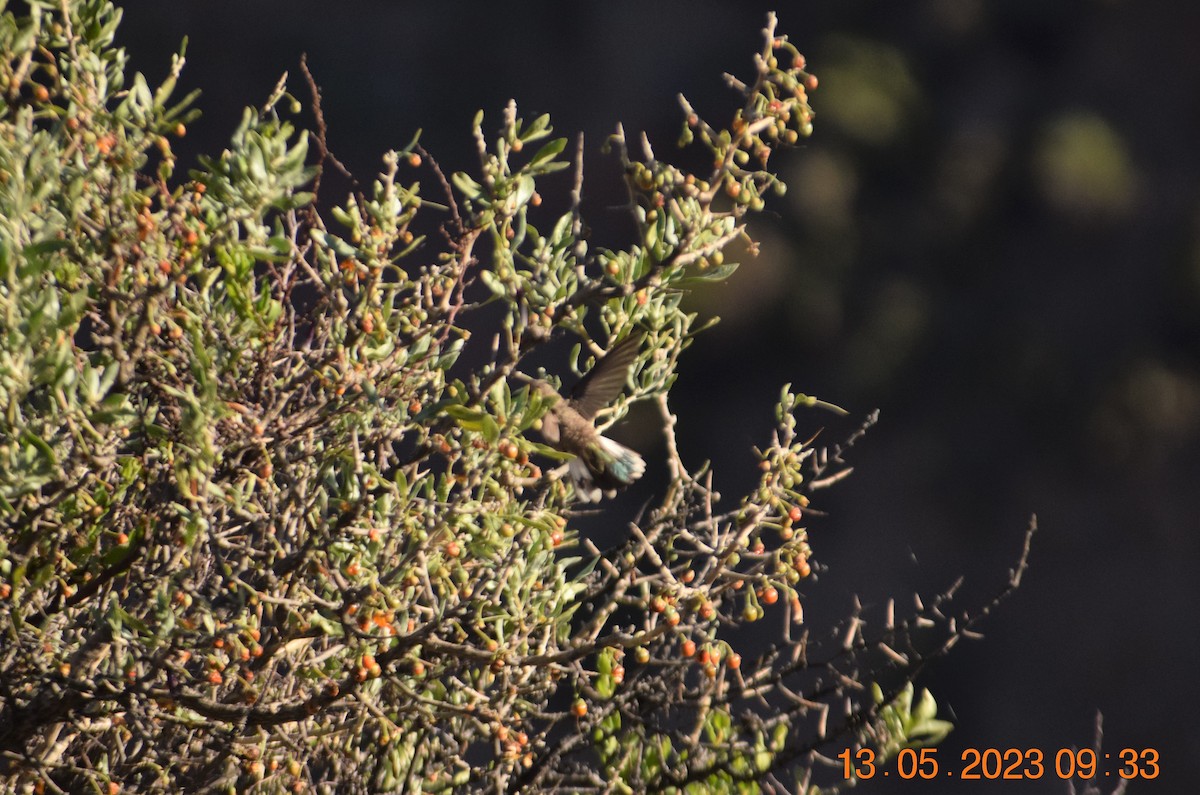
[569,437,646,503]
[598,436,646,484]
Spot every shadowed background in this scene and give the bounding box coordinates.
[120,1,1199,790]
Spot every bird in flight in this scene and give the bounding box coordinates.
[533,335,646,502]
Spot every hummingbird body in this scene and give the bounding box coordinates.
[535,335,646,502]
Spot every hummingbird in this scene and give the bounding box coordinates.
[533,335,646,503]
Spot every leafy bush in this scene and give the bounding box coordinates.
[0,2,1030,792]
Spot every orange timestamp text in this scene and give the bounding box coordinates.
[838,746,1160,782]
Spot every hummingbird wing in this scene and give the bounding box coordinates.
[569,334,643,420]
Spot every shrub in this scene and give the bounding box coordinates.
[0,3,1030,792]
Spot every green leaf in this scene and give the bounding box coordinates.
[677,261,739,285]
[513,175,536,209]
[451,172,483,200]
[311,229,359,259]
[530,137,567,167]
[479,268,507,296]
[569,556,599,583]
[526,441,572,461]
[22,239,70,257]
[445,404,486,433]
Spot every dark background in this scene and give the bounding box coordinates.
[120,1,1198,791]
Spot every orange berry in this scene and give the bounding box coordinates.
[572,699,587,717]
[761,586,779,605]
[795,556,811,578]
[727,652,742,670]
[445,541,460,558]
[407,153,422,167]
[681,639,696,658]
[788,505,803,523]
